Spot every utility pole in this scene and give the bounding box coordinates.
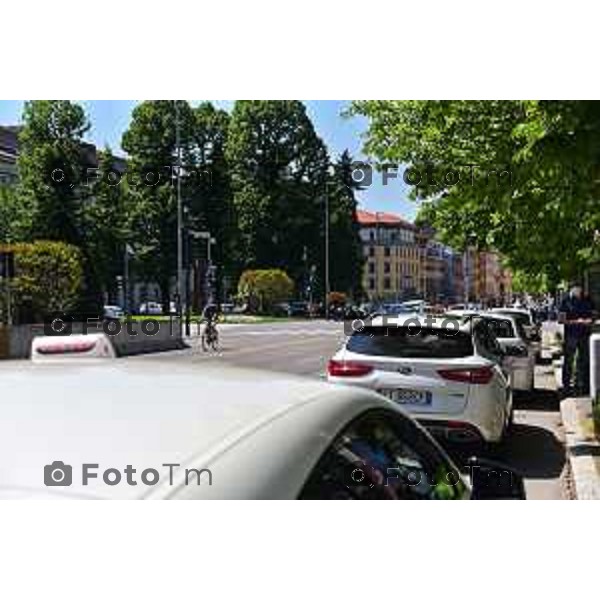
[123,245,130,313]
[324,192,330,320]
[175,100,184,321]
[463,248,469,305]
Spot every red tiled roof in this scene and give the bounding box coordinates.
[356,209,417,230]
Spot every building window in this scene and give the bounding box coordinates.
[384,277,391,290]
[384,262,390,274]
[369,278,375,290]
[369,230,375,242]
[384,246,391,257]
[368,262,375,274]
[369,246,375,257]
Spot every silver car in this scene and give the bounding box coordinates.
[0,362,525,499]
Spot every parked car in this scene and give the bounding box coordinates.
[481,313,536,391]
[139,301,162,315]
[287,301,310,317]
[327,315,513,449]
[446,310,535,392]
[273,302,291,317]
[103,305,124,319]
[343,305,366,320]
[0,363,524,499]
[488,307,542,360]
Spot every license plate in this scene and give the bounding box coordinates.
[379,388,432,405]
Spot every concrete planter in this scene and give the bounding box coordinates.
[0,318,186,359]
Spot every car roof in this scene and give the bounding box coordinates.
[446,309,519,327]
[0,362,386,499]
[489,307,531,316]
[481,311,519,323]
[364,314,474,333]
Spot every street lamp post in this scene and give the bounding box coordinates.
[324,192,330,320]
[123,243,133,314]
[175,101,184,321]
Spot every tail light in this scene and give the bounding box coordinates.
[327,360,374,377]
[37,340,97,355]
[437,366,494,384]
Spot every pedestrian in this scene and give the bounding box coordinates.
[558,285,595,396]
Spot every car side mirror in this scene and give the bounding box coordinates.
[468,457,526,500]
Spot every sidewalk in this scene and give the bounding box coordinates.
[550,330,600,499]
[559,397,600,499]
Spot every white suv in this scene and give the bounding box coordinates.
[327,315,513,447]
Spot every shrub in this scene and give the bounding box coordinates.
[237,269,294,314]
[0,241,83,323]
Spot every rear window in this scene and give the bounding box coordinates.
[347,327,474,358]
[485,318,515,338]
[497,311,532,327]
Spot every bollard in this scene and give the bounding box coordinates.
[589,333,600,401]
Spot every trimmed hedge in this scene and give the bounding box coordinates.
[0,240,83,323]
[237,269,294,314]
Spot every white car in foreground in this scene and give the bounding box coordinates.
[328,315,513,447]
[0,363,524,499]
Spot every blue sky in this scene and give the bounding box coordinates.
[0,100,416,219]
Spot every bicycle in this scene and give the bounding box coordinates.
[201,318,220,352]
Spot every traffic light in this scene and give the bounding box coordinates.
[0,252,15,279]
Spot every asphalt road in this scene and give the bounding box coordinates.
[135,319,569,499]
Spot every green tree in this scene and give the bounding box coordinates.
[16,100,106,311]
[1,241,83,323]
[17,101,90,245]
[188,103,235,301]
[84,147,130,302]
[327,150,364,297]
[226,101,330,290]
[351,100,600,287]
[0,185,31,243]
[122,100,196,311]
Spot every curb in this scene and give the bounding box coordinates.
[559,397,600,500]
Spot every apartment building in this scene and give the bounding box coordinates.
[0,125,126,186]
[357,209,509,304]
[357,210,426,301]
[0,126,19,185]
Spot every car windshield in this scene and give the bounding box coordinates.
[347,327,474,358]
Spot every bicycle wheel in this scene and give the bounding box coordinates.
[209,328,219,351]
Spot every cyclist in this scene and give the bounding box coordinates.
[201,303,220,350]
